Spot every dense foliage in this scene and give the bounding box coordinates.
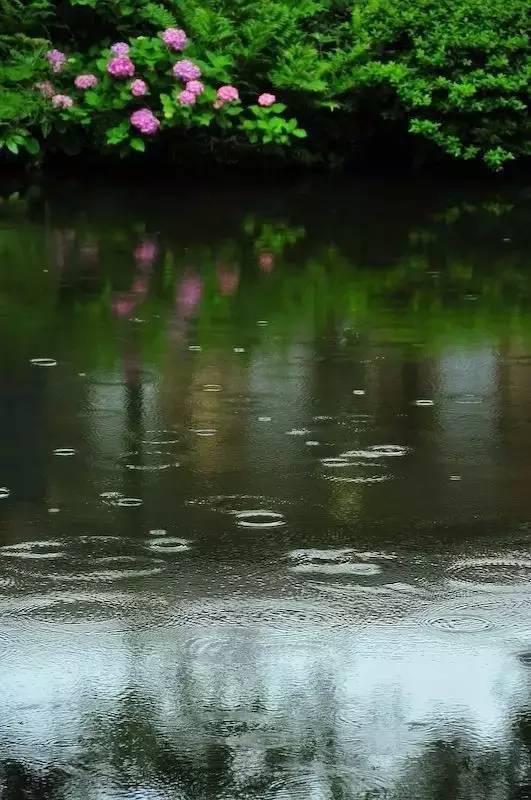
[0,0,529,169]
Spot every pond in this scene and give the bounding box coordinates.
[0,178,530,799]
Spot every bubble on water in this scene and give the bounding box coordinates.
[233,347,245,353]
[48,508,61,514]
[313,415,333,422]
[146,536,191,554]
[286,428,312,436]
[306,441,320,447]
[353,389,365,396]
[236,510,286,529]
[257,320,269,326]
[0,488,10,500]
[111,497,143,508]
[30,358,57,367]
[258,417,272,423]
[53,448,76,457]
[78,372,86,377]
[450,475,462,481]
[192,429,216,437]
[414,399,434,407]
[149,529,167,536]
[0,540,66,560]
[290,562,382,576]
[203,384,222,392]
[188,345,202,352]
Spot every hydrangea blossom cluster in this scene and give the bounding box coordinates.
[186,80,204,96]
[130,79,148,97]
[178,89,196,106]
[258,92,276,107]
[108,56,135,79]
[162,28,188,51]
[47,50,66,73]
[74,74,98,90]
[130,108,160,135]
[36,81,55,98]
[110,42,130,57]
[173,60,201,82]
[52,94,74,109]
[214,85,239,109]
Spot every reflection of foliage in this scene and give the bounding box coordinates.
[0,185,530,368]
[243,216,306,254]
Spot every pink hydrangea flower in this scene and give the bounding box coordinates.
[217,85,239,104]
[47,49,66,73]
[52,94,74,109]
[258,92,276,107]
[162,28,188,51]
[258,251,275,273]
[108,56,135,79]
[111,42,130,57]
[130,108,160,135]
[173,59,201,82]
[74,74,98,90]
[134,240,158,266]
[186,80,204,96]
[35,81,55,98]
[130,79,148,97]
[178,89,196,106]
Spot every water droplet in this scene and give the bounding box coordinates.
[353,389,365,396]
[321,457,351,468]
[450,475,462,481]
[78,372,86,377]
[258,416,272,423]
[415,399,434,407]
[48,508,61,514]
[188,345,202,352]
[146,536,190,554]
[53,448,76,457]
[290,562,382,576]
[257,320,269,326]
[0,488,10,500]
[306,441,320,446]
[30,358,57,367]
[149,529,167,536]
[192,428,216,437]
[111,497,143,508]
[100,491,123,500]
[0,540,66,560]
[289,548,354,562]
[236,510,286,529]
[233,347,245,353]
[427,614,493,633]
[203,384,222,392]
[286,428,312,436]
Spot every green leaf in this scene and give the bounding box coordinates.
[23,137,40,155]
[130,137,146,152]
[271,103,287,114]
[6,141,19,154]
[292,129,307,138]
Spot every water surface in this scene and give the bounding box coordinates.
[0,179,531,799]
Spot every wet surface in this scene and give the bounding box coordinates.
[0,179,531,798]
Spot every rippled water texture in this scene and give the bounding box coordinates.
[0,179,530,799]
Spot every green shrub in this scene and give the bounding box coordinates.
[0,0,529,169]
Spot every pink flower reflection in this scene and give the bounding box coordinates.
[112,294,137,318]
[258,251,275,273]
[134,239,158,268]
[176,271,202,316]
[217,264,240,296]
